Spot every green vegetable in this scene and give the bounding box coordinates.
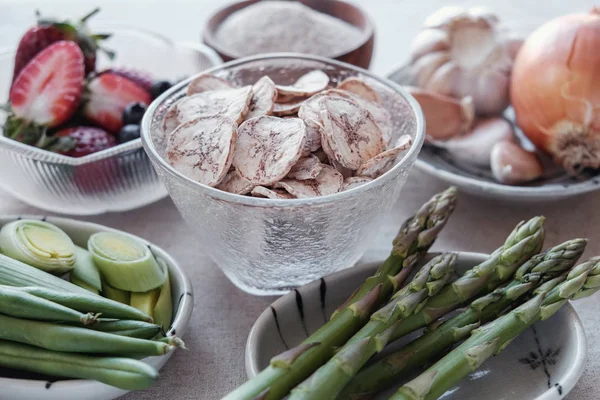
[88,232,165,292]
[153,257,173,331]
[388,216,545,343]
[0,219,76,274]
[13,286,152,322]
[88,319,162,339]
[130,289,160,319]
[71,276,100,295]
[340,238,587,398]
[289,253,457,400]
[0,340,158,390]
[0,313,182,356]
[0,253,89,294]
[71,246,102,291]
[223,187,458,400]
[390,256,600,400]
[102,280,130,304]
[0,285,98,325]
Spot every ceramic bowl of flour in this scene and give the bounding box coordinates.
[203,0,375,69]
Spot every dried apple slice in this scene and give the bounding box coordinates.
[274,165,343,198]
[186,74,235,95]
[348,94,393,146]
[166,116,237,187]
[233,116,306,185]
[272,98,305,116]
[216,169,254,195]
[276,70,329,97]
[287,154,323,180]
[251,186,295,199]
[337,77,381,103]
[342,176,373,191]
[165,86,253,136]
[246,76,277,120]
[356,135,413,178]
[319,96,385,170]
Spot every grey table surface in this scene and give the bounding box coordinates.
[0,0,598,399]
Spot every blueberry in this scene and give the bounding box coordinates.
[122,103,148,126]
[118,124,141,144]
[151,80,172,99]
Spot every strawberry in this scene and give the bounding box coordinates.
[9,41,85,129]
[83,73,152,133]
[52,126,116,157]
[101,68,153,94]
[13,8,110,81]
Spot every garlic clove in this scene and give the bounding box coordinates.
[490,141,544,185]
[431,117,515,167]
[423,6,466,28]
[412,51,451,88]
[474,69,510,116]
[407,86,474,140]
[410,29,451,61]
[425,61,460,95]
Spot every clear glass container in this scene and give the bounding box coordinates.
[142,54,425,295]
[0,27,222,215]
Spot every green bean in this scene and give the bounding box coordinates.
[0,313,179,356]
[0,286,97,325]
[0,340,158,390]
[12,286,152,322]
[88,320,162,339]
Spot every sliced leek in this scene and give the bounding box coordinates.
[102,280,130,304]
[0,253,90,294]
[0,220,76,274]
[130,289,160,319]
[71,246,102,292]
[88,232,165,292]
[153,257,173,331]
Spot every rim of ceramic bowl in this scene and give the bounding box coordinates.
[0,214,194,390]
[141,52,426,208]
[414,158,600,199]
[0,25,223,167]
[202,0,375,60]
[244,252,588,400]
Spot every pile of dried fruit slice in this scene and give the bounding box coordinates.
[161,70,413,199]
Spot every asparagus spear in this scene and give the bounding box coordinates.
[223,188,458,400]
[289,253,457,400]
[388,216,546,343]
[339,238,587,398]
[390,256,600,400]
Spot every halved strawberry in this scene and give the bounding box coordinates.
[52,126,116,157]
[10,40,85,128]
[12,8,110,81]
[83,73,151,133]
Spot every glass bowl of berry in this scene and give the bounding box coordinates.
[0,9,222,215]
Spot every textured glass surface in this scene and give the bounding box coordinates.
[0,27,222,215]
[142,55,425,295]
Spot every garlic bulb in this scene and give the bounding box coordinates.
[409,6,523,115]
[431,117,515,167]
[406,86,474,141]
[490,141,544,185]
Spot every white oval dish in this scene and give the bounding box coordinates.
[386,64,600,203]
[246,253,587,400]
[0,215,194,400]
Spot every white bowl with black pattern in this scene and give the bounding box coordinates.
[246,253,587,400]
[0,215,194,400]
[386,64,600,203]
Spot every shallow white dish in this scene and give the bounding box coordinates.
[386,64,600,203]
[0,215,194,400]
[246,253,587,400]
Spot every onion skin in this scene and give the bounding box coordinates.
[511,9,600,172]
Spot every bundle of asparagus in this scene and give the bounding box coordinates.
[224,187,596,400]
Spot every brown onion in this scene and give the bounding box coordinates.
[511,8,600,173]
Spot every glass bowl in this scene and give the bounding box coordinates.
[141,54,425,295]
[0,26,222,215]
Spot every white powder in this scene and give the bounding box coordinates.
[215,1,364,58]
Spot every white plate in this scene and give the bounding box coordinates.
[0,215,194,400]
[386,64,600,203]
[246,253,587,400]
